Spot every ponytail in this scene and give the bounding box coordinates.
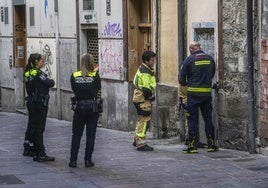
[26,53,42,71]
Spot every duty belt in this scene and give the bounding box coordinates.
[77,99,95,103]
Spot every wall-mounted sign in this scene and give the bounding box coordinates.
[106,0,111,16]
[9,56,13,69]
[85,15,92,20]
[17,46,24,59]
[0,7,4,22]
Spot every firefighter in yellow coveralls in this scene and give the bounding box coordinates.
[132,51,156,151]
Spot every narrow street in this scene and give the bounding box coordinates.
[0,112,268,188]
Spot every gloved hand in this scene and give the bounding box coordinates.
[148,95,155,101]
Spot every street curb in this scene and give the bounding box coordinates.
[16,108,27,115]
[259,147,268,156]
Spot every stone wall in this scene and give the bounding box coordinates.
[152,84,179,138]
[219,0,249,150]
[259,0,268,145]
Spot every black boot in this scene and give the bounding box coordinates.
[207,134,219,152]
[85,160,94,168]
[35,153,55,162]
[23,143,31,156]
[132,140,137,147]
[69,161,77,168]
[183,133,198,154]
[137,144,154,151]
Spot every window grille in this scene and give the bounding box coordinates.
[87,30,99,64]
[4,7,8,24]
[83,0,94,10]
[29,7,35,26]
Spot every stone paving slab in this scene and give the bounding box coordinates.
[1,112,268,188]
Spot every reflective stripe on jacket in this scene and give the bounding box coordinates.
[179,50,215,96]
[133,63,156,100]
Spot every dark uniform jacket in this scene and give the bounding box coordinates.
[179,50,215,96]
[71,70,101,100]
[25,68,54,96]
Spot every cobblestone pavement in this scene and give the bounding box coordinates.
[0,112,268,188]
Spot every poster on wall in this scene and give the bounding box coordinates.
[99,0,123,39]
[27,38,57,87]
[99,39,125,80]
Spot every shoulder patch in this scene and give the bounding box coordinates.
[39,74,47,80]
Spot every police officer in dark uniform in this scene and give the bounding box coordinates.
[23,54,38,156]
[179,41,218,154]
[29,53,55,162]
[69,53,102,168]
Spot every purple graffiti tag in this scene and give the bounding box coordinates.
[103,22,122,37]
[100,45,123,77]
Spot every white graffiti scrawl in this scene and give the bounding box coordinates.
[42,44,53,77]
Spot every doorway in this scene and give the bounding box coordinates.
[14,5,26,67]
[13,4,26,109]
[193,24,218,145]
[127,0,152,81]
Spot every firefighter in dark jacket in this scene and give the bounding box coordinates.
[69,53,102,168]
[179,41,218,154]
[30,53,55,162]
[132,51,156,151]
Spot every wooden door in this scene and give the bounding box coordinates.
[14,5,26,67]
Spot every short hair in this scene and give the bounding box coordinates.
[142,51,156,63]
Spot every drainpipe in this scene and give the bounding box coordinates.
[178,0,185,67]
[76,0,80,70]
[247,0,256,154]
[54,0,62,119]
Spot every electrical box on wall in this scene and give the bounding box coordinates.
[80,10,97,24]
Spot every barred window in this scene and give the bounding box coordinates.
[1,7,3,22]
[4,7,8,24]
[29,7,35,26]
[83,0,94,10]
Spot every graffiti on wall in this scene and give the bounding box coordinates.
[103,22,122,37]
[44,0,48,18]
[42,44,53,78]
[99,40,124,80]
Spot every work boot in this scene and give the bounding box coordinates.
[35,154,55,162]
[137,144,154,151]
[207,137,219,152]
[183,139,198,154]
[69,161,77,168]
[132,140,137,147]
[85,160,94,168]
[184,138,189,146]
[23,148,31,156]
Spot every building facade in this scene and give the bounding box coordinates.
[1,0,268,152]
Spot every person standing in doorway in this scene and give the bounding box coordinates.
[132,51,156,151]
[30,53,55,162]
[69,53,102,168]
[179,41,218,154]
